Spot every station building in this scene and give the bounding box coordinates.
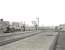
[0,19,10,32]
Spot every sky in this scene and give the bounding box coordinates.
[0,0,65,26]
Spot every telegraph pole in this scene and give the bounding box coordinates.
[32,17,39,31]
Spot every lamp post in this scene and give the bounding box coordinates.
[36,17,39,30]
[23,21,26,31]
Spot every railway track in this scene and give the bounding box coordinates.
[0,31,41,46]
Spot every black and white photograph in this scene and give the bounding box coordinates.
[0,0,65,50]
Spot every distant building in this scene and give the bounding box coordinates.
[58,24,65,29]
[12,22,20,29]
[0,19,10,32]
[56,24,65,31]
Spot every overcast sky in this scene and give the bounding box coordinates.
[0,0,65,26]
